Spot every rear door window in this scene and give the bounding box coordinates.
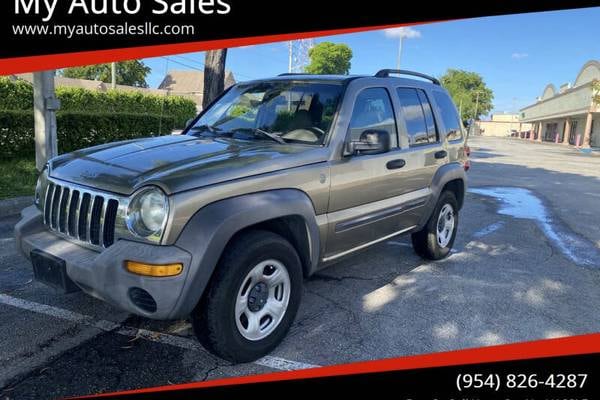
[417,90,438,143]
[396,88,438,146]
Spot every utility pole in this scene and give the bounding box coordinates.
[288,39,314,73]
[203,49,228,109]
[33,70,60,171]
[111,62,117,89]
[288,41,293,73]
[473,91,481,121]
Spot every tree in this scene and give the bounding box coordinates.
[440,69,494,120]
[305,42,353,75]
[61,60,151,88]
[203,49,228,109]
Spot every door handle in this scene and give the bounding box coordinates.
[386,159,406,170]
[434,150,448,159]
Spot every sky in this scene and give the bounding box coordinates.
[143,7,600,116]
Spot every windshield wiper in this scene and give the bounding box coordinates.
[189,124,221,135]
[253,128,286,144]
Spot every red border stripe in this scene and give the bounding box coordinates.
[78,333,600,398]
[0,21,442,76]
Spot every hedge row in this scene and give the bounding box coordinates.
[0,78,33,110]
[0,77,197,128]
[0,110,175,158]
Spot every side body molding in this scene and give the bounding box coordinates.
[170,189,320,318]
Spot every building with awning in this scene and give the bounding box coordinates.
[519,60,600,148]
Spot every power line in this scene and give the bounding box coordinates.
[234,43,288,63]
[162,54,258,81]
[161,56,203,72]
[171,54,206,68]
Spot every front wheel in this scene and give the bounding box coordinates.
[412,191,459,260]
[192,230,303,363]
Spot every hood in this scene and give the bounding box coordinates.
[49,135,328,195]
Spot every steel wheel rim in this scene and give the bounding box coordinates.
[436,203,455,248]
[234,259,291,341]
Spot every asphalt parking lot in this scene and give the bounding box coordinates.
[1,137,600,399]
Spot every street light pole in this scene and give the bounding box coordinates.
[396,37,404,69]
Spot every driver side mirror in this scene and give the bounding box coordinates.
[347,129,391,155]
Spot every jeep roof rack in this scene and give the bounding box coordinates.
[278,73,309,76]
[374,69,440,85]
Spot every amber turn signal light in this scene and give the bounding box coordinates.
[125,261,183,277]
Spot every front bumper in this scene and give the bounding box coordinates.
[15,206,193,319]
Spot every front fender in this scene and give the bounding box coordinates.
[169,189,320,318]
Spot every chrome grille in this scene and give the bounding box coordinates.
[43,180,120,249]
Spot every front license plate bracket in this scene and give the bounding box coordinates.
[31,250,81,294]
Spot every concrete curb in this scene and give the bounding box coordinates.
[0,196,34,218]
[510,138,600,155]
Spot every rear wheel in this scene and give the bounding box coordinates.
[412,191,459,260]
[192,230,302,363]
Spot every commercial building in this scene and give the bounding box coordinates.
[519,60,600,148]
[475,113,532,137]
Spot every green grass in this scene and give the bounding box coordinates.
[0,158,38,200]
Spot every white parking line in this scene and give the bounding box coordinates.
[254,356,318,371]
[0,293,319,371]
[387,241,412,247]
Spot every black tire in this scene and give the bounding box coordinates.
[192,230,303,363]
[411,191,459,260]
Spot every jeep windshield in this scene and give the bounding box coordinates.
[188,80,344,145]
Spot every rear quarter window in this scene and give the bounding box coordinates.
[432,91,463,141]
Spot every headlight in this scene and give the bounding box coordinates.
[126,187,169,240]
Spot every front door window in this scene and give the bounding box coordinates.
[348,88,398,148]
